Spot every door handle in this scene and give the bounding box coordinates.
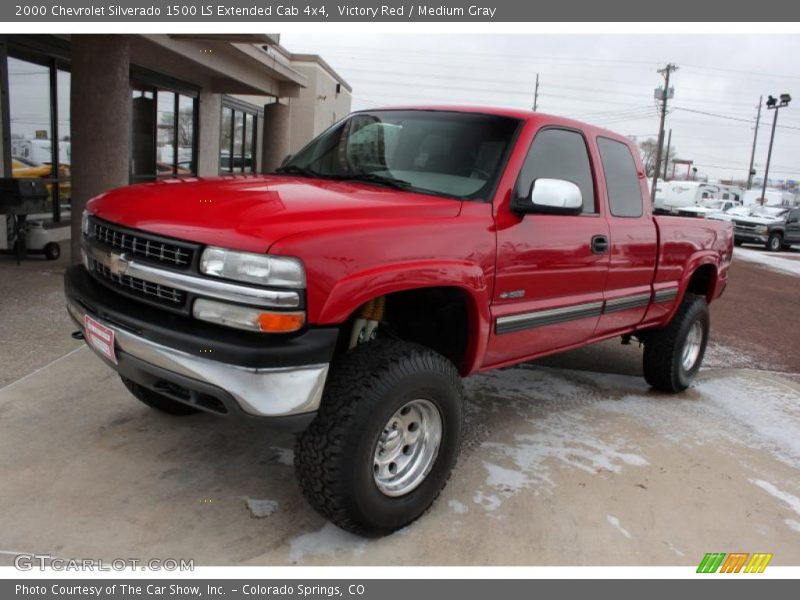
[591,235,609,254]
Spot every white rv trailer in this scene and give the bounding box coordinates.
[653,181,722,214]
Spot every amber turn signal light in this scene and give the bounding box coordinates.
[258,311,305,333]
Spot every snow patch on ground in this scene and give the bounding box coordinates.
[448,500,468,515]
[749,479,800,517]
[244,498,279,519]
[288,522,366,563]
[482,462,530,494]
[607,515,632,539]
[458,364,800,519]
[734,247,800,277]
[473,491,501,512]
[665,541,684,557]
[697,378,800,469]
[702,342,755,370]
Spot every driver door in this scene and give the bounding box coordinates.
[484,127,610,367]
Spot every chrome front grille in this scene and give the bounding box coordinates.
[91,258,186,306]
[91,220,194,267]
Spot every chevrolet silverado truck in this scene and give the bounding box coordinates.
[728,205,800,251]
[65,107,733,536]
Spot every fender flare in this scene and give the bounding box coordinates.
[667,252,721,321]
[316,259,492,375]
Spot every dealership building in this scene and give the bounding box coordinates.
[0,34,351,259]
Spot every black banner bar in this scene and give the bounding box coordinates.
[3,579,799,600]
[3,0,800,22]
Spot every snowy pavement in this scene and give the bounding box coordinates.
[2,346,799,566]
[734,246,800,277]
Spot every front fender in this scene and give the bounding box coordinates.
[316,260,492,375]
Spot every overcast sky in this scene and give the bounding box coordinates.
[282,34,800,184]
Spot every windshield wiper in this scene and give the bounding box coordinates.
[274,164,320,177]
[332,172,413,190]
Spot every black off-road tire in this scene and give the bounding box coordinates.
[294,340,464,537]
[642,293,710,393]
[120,375,199,416]
[767,232,783,252]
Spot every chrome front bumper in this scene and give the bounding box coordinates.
[67,298,329,418]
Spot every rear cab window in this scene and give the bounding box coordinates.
[597,137,644,218]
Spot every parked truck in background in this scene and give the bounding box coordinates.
[65,107,733,536]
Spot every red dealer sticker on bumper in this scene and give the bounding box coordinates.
[84,315,117,365]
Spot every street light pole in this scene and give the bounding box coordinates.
[760,94,792,203]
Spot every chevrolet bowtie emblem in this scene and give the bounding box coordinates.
[105,252,130,276]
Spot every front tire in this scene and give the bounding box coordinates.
[767,232,783,252]
[642,294,710,393]
[295,340,464,537]
[120,376,199,416]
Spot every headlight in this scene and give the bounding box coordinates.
[200,247,305,288]
[193,298,305,333]
[756,226,769,234]
[81,210,91,235]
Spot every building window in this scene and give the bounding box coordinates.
[130,76,198,183]
[220,101,258,174]
[6,54,71,224]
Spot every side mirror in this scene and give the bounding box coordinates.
[280,154,293,168]
[513,178,583,215]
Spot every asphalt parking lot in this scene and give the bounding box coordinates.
[1,248,799,566]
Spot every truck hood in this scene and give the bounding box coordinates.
[731,215,783,226]
[87,175,462,253]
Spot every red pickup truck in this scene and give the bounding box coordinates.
[65,106,733,536]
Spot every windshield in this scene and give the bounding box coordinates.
[281,110,521,200]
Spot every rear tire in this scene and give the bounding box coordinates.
[642,294,710,393]
[295,340,464,537]
[767,233,783,252]
[120,376,199,416]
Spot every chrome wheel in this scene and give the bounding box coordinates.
[681,320,703,371]
[373,399,442,497]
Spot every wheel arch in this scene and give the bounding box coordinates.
[317,262,492,375]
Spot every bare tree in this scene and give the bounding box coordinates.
[636,137,677,179]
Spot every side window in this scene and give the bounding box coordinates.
[597,137,644,218]
[516,128,596,214]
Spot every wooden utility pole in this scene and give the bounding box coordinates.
[746,96,762,190]
[662,128,672,180]
[533,74,539,111]
[651,64,678,202]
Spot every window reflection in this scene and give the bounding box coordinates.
[8,56,71,222]
[157,91,176,176]
[219,103,258,174]
[131,85,197,182]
